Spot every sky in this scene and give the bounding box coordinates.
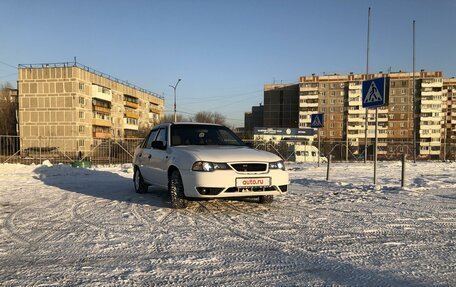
[1,0,455,126]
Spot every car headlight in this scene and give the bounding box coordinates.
[192,161,230,172]
[269,161,285,170]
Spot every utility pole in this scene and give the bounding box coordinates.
[364,7,371,163]
[170,79,181,122]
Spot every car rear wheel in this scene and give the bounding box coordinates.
[134,168,149,194]
[259,195,274,204]
[169,170,189,209]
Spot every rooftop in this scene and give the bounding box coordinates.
[18,61,163,99]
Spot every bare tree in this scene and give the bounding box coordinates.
[0,82,18,135]
[193,111,226,125]
[159,113,190,124]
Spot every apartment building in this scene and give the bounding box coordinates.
[263,84,299,128]
[17,62,164,154]
[244,104,264,138]
[443,78,456,158]
[298,71,448,159]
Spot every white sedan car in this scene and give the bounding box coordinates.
[132,122,289,208]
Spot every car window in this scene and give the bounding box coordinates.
[155,128,167,146]
[171,124,245,146]
[144,130,159,149]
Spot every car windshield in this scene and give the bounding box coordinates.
[170,124,245,146]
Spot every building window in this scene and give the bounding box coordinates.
[78,139,84,147]
[401,106,407,111]
[79,97,84,107]
[401,97,405,103]
[402,81,408,87]
[79,126,84,133]
[389,122,394,127]
[390,98,395,103]
[400,123,405,128]
[389,114,394,119]
[330,99,335,104]
[330,107,335,112]
[401,89,406,95]
[330,131,335,136]
[330,115,334,120]
[79,83,84,91]
[400,114,405,119]
[331,91,335,97]
[79,111,84,119]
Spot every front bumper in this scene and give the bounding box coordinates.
[180,169,289,198]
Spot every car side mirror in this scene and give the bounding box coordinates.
[151,141,166,150]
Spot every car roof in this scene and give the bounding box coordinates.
[172,122,223,126]
[150,122,225,130]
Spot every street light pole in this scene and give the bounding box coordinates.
[170,78,181,122]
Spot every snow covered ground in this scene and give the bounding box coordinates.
[0,161,455,286]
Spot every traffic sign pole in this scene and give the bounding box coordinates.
[374,107,378,184]
[318,129,321,167]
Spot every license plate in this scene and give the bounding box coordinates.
[236,177,271,187]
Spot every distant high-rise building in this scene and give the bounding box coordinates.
[263,84,299,128]
[244,104,264,138]
[298,71,451,159]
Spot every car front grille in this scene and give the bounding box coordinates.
[231,163,267,172]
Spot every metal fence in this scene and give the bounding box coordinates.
[1,135,455,165]
[246,139,456,162]
[0,135,143,165]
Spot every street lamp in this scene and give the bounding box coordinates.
[170,78,181,122]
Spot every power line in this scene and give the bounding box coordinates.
[0,60,17,70]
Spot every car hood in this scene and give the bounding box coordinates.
[173,146,282,162]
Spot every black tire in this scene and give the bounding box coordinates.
[259,195,274,204]
[169,170,188,209]
[134,168,149,194]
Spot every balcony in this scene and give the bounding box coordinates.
[124,111,139,119]
[421,91,442,96]
[92,118,112,127]
[300,86,319,92]
[348,109,363,114]
[124,123,138,131]
[300,102,318,107]
[421,81,443,88]
[349,83,361,90]
[91,85,112,102]
[149,105,162,114]
[93,105,111,114]
[93,132,112,139]
[124,101,139,109]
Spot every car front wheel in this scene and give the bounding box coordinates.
[134,168,149,194]
[169,170,189,209]
[259,195,274,204]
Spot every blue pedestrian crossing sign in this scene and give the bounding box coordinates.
[362,77,389,108]
[311,113,324,128]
